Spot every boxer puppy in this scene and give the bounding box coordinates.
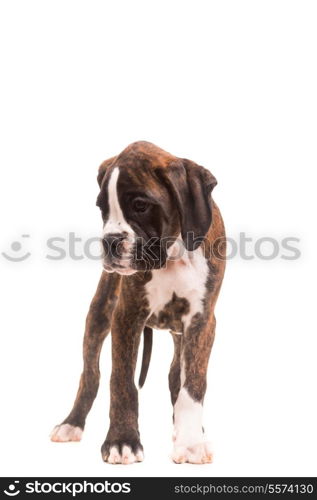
[51,141,226,464]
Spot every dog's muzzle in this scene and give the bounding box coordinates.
[102,232,136,275]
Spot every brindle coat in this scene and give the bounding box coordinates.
[51,141,226,464]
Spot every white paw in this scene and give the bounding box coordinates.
[103,445,144,465]
[50,423,83,442]
[172,440,213,464]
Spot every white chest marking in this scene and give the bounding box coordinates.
[103,167,134,237]
[145,245,208,331]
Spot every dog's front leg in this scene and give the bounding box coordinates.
[51,272,120,442]
[101,301,146,465]
[172,314,216,464]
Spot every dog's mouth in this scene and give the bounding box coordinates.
[103,261,137,276]
[101,234,137,275]
[102,238,169,274]
[115,268,137,276]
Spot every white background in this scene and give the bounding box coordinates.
[0,0,316,478]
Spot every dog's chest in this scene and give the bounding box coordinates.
[145,249,208,333]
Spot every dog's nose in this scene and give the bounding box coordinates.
[102,233,125,259]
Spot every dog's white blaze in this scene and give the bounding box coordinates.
[102,167,136,272]
[103,167,134,237]
[145,245,208,331]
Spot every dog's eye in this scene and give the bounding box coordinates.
[132,199,149,213]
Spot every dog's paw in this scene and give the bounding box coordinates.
[50,423,83,442]
[101,432,144,465]
[172,440,213,464]
[102,444,144,465]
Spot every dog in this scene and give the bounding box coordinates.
[51,141,226,464]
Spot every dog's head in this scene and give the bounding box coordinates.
[96,141,217,275]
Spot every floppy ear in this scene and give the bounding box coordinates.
[97,156,117,187]
[162,159,217,251]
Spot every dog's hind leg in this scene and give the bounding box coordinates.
[50,272,121,442]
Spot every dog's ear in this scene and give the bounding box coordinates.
[161,159,217,251]
[97,156,117,187]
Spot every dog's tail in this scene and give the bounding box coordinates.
[138,326,153,388]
